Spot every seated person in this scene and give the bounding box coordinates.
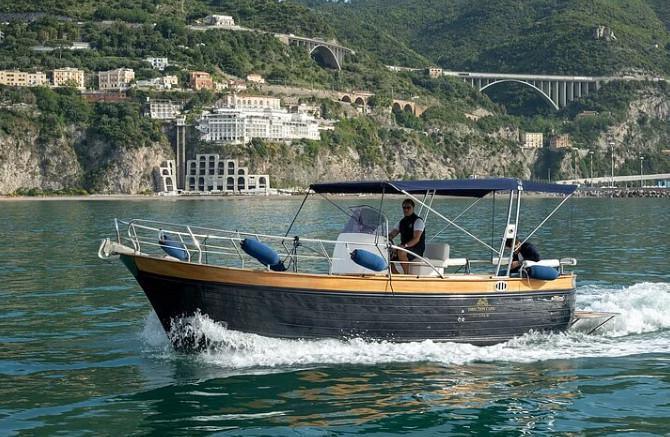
[506,238,541,274]
[388,199,426,274]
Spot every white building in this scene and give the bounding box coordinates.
[98,68,135,90]
[134,75,178,90]
[185,155,269,194]
[246,73,265,84]
[197,107,320,144]
[520,132,544,149]
[148,100,182,120]
[157,160,177,193]
[145,57,168,70]
[217,94,281,110]
[205,15,235,27]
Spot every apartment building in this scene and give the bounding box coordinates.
[0,70,48,87]
[98,68,135,91]
[52,67,85,89]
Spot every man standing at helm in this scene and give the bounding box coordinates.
[388,199,426,274]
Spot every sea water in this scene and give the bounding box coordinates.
[0,197,668,434]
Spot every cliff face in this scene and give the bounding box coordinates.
[0,115,171,195]
[1,85,668,194]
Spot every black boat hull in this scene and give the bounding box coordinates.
[126,256,576,346]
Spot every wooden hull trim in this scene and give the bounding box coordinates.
[131,254,576,295]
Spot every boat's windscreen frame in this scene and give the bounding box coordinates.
[286,184,575,278]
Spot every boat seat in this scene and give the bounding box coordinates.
[522,259,560,268]
[408,243,469,276]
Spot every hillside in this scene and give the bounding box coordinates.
[0,0,669,195]
[307,0,670,75]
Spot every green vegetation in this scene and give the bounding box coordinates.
[1,0,669,188]
[308,0,670,75]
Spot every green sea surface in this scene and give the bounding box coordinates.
[0,197,669,435]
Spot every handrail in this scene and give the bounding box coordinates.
[115,217,457,278]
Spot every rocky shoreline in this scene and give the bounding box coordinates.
[576,187,670,198]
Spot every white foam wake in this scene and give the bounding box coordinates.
[140,282,670,369]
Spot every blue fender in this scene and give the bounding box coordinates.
[241,239,286,271]
[351,249,388,272]
[159,233,190,261]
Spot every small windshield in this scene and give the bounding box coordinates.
[341,206,387,235]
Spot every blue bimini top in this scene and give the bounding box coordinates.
[310,178,577,198]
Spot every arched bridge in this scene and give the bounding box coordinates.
[338,92,425,116]
[443,71,614,110]
[276,34,354,70]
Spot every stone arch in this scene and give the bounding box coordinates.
[226,177,235,191]
[403,104,413,113]
[354,97,365,106]
[309,45,340,69]
[392,102,402,112]
[198,177,205,191]
[341,95,351,103]
[258,177,267,188]
[480,80,559,110]
[217,161,225,175]
[237,176,246,190]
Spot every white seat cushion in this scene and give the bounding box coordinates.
[523,259,560,268]
[424,243,449,260]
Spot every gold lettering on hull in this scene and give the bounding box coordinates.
[468,298,496,318]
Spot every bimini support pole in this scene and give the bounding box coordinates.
[284,190,311,237]
[396,188,498,254]
[495,190,515,276]
[505,189,522,275]
[520,192,575,246]
[429,196,484,242]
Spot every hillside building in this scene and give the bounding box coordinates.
[520,132,544,149]
[204,15,235,27]
[145,57,168,70]
[227,79,247,92]
[197,105,320,144]
[98,68,135,90]
[52,67,85,89]
[246,73,265,84]
[427,67,443,79]
[147,100,182,120]
[190,71,213,90]
[594,26,616,41]
[549,134,572,150]
[135,75,178,90]
[185,155,269,194]
[0,70,48,87]
[217,94,281,110]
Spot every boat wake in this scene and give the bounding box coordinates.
[140,282,670,368]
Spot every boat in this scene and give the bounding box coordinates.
[98,178,581,349]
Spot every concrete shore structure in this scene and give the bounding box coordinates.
[157,160,177,193]
[185,155,270,194]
